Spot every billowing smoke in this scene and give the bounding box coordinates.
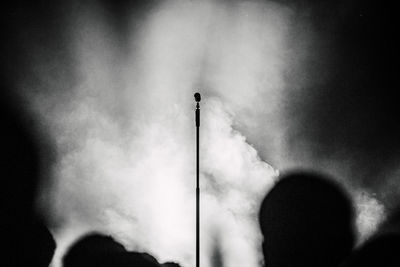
[3,0,390,266]
[28,1,284,267]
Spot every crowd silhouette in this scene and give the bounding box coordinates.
[63,234,162,267]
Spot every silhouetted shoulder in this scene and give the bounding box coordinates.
[344,233,400,267]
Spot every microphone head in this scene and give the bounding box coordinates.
[194,92,201,102]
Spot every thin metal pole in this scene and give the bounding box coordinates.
[194,93,201,267]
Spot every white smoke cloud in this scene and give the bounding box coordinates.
[26,1,284,267]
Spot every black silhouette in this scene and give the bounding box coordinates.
[63,233,161,267]
[343,233,400,267]
[0,86,56,266]
[259,171,355,267]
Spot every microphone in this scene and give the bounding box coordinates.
[194,93,200,127]
[194,92,201,102]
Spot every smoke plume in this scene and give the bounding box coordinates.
[27,1,284,266]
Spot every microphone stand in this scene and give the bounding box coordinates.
[194,93,201,267]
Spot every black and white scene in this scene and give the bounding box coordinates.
[1,0,398,266]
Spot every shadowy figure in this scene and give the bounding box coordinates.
[63,233,161,267]
[1,86,56,266]
[259,171,355,267]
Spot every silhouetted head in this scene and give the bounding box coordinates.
[63,233,126,267]
[162,262,181,267]
[259,171,355,267]
[17,220,56,267]
[64,233,161,267]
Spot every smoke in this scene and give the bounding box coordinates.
[354,191,386,244]
[4,0,391,266]
[25,1,284,267]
